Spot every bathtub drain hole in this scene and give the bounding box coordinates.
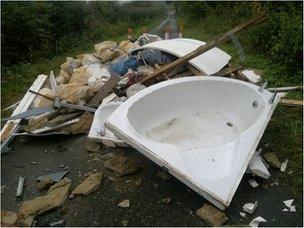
[226,121,233,127]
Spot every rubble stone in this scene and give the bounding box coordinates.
[196,203,228,226]
[56,83,94,104]
[37,176,55,191]
[71,172,103,196]
[17,178,71,226]
[104,156,140,176]
[64,112,94,134]
[85,139,100,152]
[264,153,281,169]
[160,197,172,204]
[118,199,130,208]
[1,210,17,226]
[60,58,81,75]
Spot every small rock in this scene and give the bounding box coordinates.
[46,169,50,172]
[157,171,170,180]
[160,197,172,204]
[135,178,142,186]
[108,176,116,182]
[37,176,55,191]
[85,139,100,153]
[104,156,139,176]
[196,203,228,226]
[280,159,288,172]
[17,178,72,226]
[59,164,65,168]
[50,219,65,227]
[121,220,128,226]
[32,161,37,165]
[239,212,246,218]
[248,179,259,188]
[118,199,130,208]
[264,153,281,169]
[249,216,267,227]
[100,152,116,161]
[243,201,258,214]
[153,183,159,188]
[71,172,103,197]
[1,210,17,226]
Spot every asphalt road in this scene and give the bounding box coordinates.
[1,12,303,227]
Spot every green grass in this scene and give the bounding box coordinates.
[1,17,164,118]
[178,15,303,195]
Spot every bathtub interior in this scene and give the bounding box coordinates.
[127,79,266,149]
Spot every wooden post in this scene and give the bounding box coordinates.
[140,14,267,85]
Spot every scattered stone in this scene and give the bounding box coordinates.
[50,219,65,227]
[157,171,171,180]
[121,220,129,226]
[249,216,267,227]
[248,179,259,188]
[104,156,139,176]
[37,176,55,191]
[17,178,72,226]
[239,212,246,218]
[108,176,115,182]
[125,179,131,183]
[46,169,50,172]
[135,178,142,186]
[243,201,258,214]
[32,161,37,165]
[282,208,288,212]
[160,197,172,204]
[289,205,296,212]
[118,199,130,208]
[195,203,228,226]
[1,210,17,226]
[153,183,159,188]
[264,153,281,169]
[71,172,103,197]
[280,159,288,172]
[283,199,294,208]
[59,164,65,168]
[85,139,100,153]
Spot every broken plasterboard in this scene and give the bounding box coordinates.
[132,38,231,75]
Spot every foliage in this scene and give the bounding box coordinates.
[175,1,303,83]
[1,1,166,66]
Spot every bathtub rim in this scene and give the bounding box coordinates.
[105,76,283,209]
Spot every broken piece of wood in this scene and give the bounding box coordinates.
[279,99,303,107]
[212,64,242,77]
[88,74,120,107]
[140,14,267,85]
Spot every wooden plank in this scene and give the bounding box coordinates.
[279,99,303,107]
[212,64,242,77]
[88,74,120,108]
[1,74,48,146]
[49,70,57,96]
[188,65,207,76]
[140,14,267,85]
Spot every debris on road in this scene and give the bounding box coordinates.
[118,199,130,208]
[1,210,17,226]
[37,170,69,183]
[104,155,140,176]
[160,197,172,204]
[248,179,259,188]
[17,178,71,226]
[263,153,281,169]
[49,219,65,227]
[16,177,25,199]
[37,176,55,191]
[71,172,103,197]
[243,201,258,214]
[280,159,288,172]
[195,203,228,226]
[249,216,267,227]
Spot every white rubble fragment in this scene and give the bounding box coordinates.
[280,159,288,172]
[248,153,270,179]
[243,201,258,214]
[241,69,262,83]
[118,199,130,208]
[239,212,246,217]
[282,208,288,212]
[283,199,294,208]
[289,205,296,212]
[248,179,259,188]
[249,216,267,227]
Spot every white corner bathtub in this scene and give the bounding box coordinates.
[105,76,282,209]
